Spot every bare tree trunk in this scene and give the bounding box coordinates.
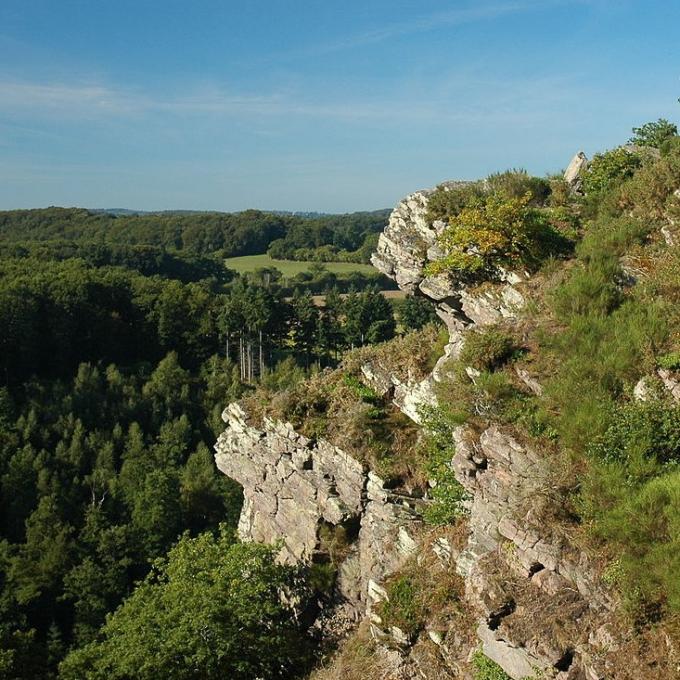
[239,333,244,381]
[259,330,264,378]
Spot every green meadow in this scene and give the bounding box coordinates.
[224,253,377,276]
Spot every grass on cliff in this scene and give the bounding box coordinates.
[520,139,680,619]
[428,135,680,621]
[241,328,447,485]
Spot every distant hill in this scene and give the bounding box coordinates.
[0,206,391,261]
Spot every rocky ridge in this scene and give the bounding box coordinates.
[214,179,629,679]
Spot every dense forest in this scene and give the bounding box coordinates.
[0,208,389,263]
[0,202,436,677]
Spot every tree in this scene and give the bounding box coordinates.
[399,295,438,331]
[288,290,318,365]
[59,529,310,680]
[629,118,678,148]
[427,192,545,275]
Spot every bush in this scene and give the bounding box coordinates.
[581,148,642,195]
[427,192,547,276]
[587,400,680,468]
[581,468,680,616]
[418,405,469,526]
[658,352,680,371]
[376,557,463,640]
[660,135,680,157]
[615,142,680,220]
[629,119,678,148]
[471,650,512,680]
[459,328,517,371]
[377,576,422,637]
[425,182,486,224]
[486,169,551,205]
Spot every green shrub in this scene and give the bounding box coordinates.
[658,352,680,371]
[486,169,551,205]
[426,192,546,275]
[581,147,642,195]
[425,182,486,224]
[629,118,678,148]
[471,650,512,680]
[660,135,680,157]
[418,404,469,525]
[377,575,422,636]
[581,468,680,615]
[343,373,380,402]
[587,400,680,468]
[615,142,680,220]
[459,328,517,371]
[550,257,622,319]
[308,562,337,594]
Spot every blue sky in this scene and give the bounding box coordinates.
[0,0,678,212]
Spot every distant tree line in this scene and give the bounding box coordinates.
[0,240,232,283]
[0,207,389,262]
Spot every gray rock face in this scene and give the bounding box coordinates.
[371,182,527,376]
[360,360,437,424]
[214,176,622,679]
[452,425,613,679]
[214,403,422,615]
[366,179,618,679]
[564,151,588,191]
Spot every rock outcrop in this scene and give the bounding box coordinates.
[452,425,614,679]
[214,180,627,679]
[371,186,528,373]
[214,403,423,616]
[564,151,588,191]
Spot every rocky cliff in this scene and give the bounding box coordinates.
[214,180,673,679]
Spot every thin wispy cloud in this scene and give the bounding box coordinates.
[298,0,589,55]
[0,71,582,127]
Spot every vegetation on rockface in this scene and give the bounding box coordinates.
[59,529,311,680]
[417,405,469,526]
[470,651,513,680]
[425,170,572,279]
[420,120,680,627]
[525,127,680,618]
[375,540,467,641]
[458,327,518,372]
[629,118,678,148]
[244,349,420,482]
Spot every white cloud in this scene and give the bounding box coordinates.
[298,0,591,55]
[0,71,584,127]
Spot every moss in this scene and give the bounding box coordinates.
[470,650,513,680]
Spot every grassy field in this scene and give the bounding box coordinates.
[224,253,377,276]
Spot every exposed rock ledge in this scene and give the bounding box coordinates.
[214,182,623,679]
[370,185,528,373]
[214,402,423,617]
